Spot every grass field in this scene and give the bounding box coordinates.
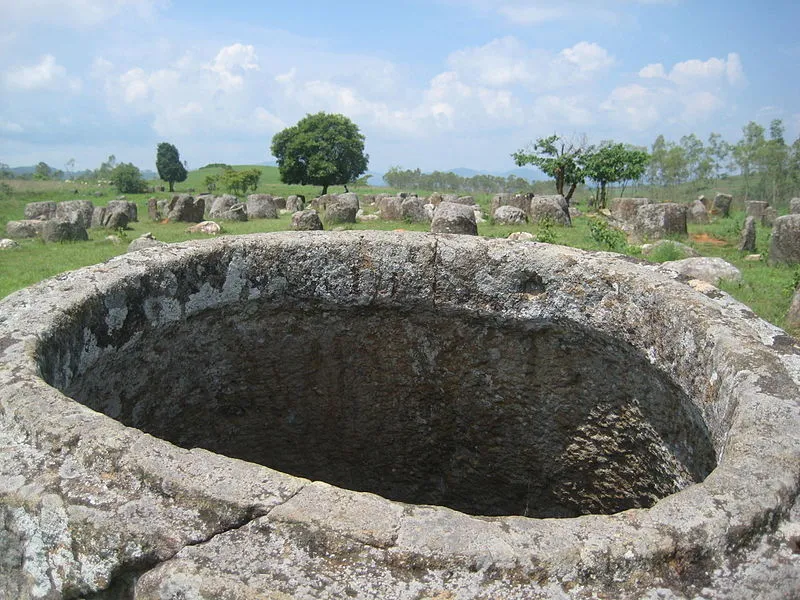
[1,168,797,335]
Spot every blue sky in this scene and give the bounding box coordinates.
[1,0,798,175]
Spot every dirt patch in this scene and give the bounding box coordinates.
[690,233,729,246]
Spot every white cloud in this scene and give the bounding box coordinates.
[638,63,666,79]
[680,91,723,121]
[4,55,81,92]
[446,37,613,90]
[533,95,594,126]
[0,119,24,133]
[601,84,662,131]
[447,0,668,25]
[206,43,260,89]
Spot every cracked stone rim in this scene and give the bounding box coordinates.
[1,230,799,596]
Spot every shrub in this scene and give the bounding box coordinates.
[588,218,628,252]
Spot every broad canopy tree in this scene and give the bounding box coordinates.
[156,142,188,192]
[512,134,587,204]
[582,142,650,209]
[270,112,369,195]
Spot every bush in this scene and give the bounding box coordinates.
[111,163,148,194]
[588,218,628,252]
[535,216,557,244]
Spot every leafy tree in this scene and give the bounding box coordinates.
[111,163,148,193]
[733,122,766,201]
[156,142,188,192]
[0,162,13,179]
[65,158,76,179]
[706,133,731,179]
[513,134,587,203]
[34,162,53,180]
[582,143,649,208]
[271,112,369,195]
[220,167,261,196]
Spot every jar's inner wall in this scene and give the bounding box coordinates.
[49,305,716,518]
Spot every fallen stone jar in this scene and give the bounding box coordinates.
[0,230,798,599]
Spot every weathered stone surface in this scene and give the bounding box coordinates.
[209,194,238,219]
[0,238,19,249]
[491,193,531,217]
[687,198,709,224]
[40,219,89,242]
[711,193,733,217]
[242,194,276,220]
[507,231,535,241]
[427,193,444,206]
[430,201,478,235]
[186,221,222,235]
[739,216,757,252]
[291,209,323,230]
[5,219,45,239]
[324,194,359,224]
[641,239,699,259]
[167,194,205,222]
[610,197,651,223]
[529,195,571,226]
[769,214,800,264]
[0,231,798,599]
[400,196,430,223]
[218,203,248,222]
[746,201,769,221]
[23,201,57,221]
[127,232,166,252]
[632,203,687,242]
[107,199,138,222]
[92,206,130,229]
[272,196,286,210]
[791,198,800,215]
[147,197,161,221]
[452,195,476,206]
[659,256,742,285]
[377,196,403,221]
[787,287,800,328]
[762,206,777,228]
[285,195,305,213]
[493,205,528,225]
[55,199,94,228]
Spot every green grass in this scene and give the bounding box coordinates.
[2,171,798,336]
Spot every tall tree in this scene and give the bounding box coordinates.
[271,112,368,195]
[733,122,766,201]
[156,142,188,193]
[512,134,587,203]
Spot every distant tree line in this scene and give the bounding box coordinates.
[382,167,535,194]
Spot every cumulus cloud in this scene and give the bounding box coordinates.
[601,84,663,131]
[206,43,260,89]
[4,55,81,92]
[446,37,613,90]
[640,53,746,87]
[445,0,672,25]
[638,63,666,79]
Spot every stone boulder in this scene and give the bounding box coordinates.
[400,196,430,223]
[209,195,238,219]
[246,195,278,219]
[632,203,687,242]
[448,196,476,206]
[147,197,161,221]
[659,257,742,286]
[56,200,94,228]
[529,195,571,226]
[641,240,699,259]
[739,216,757,252]
[762,207,777,228]
[6,220,45,239]
[167,195,205,223]
[610,197,651,223]
[41,220,89,243]
[286,195,305,213]
[769,214,800,264]
[218,203,248,221]
[687,199,709,224]
[430,201,478,235]
[186,221,222,235]
[0,238,19,249]
[787,287,800,329]
[24,201,57,221]
[107,200,138,222]
[790,198,800,215]
[427,193,444,206]
[291,209,324,231]
[377,196,403,221]
[508,231,535,241]
[272,197,286,210]
[493,205,527,225]
[324,194,359,224]
[91,206,130,230]
[746,201,769,221]
[711,193,733,217]
[127,232,166,252]
[491,193,531,217]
